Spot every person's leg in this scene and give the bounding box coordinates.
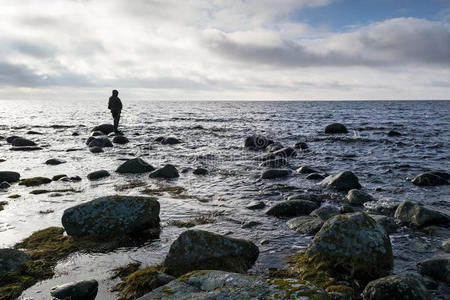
[112,110,119,132]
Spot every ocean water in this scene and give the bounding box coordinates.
[0,100,449,299]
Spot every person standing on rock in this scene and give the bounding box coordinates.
[108,89,123,133]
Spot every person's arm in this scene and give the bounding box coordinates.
[118,98,123,110]
[108,98,112,110]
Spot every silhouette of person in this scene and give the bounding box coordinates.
[108,90,123,133]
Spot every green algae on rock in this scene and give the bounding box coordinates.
[19,177,52,187]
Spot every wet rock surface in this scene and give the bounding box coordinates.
[116,158,155,174]
[362,274,430,300]
[50,279,98,300]
[0,248,30,274]
[394,200,449,227]
[320,171,361,191]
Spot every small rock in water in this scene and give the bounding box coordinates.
[113,135,129,144]
[324,123,348,134]
[72,132,80,136]
[116,158,155,174]
[0,171,20,183]
[88,137,113,148]
[286,216,324,235]
[26,130,42,135]
[411,171,449,186]
[293,141,308,149]
[0,248,30,274]
[193,167,208,175]
[52,174,68,181]
[10,146,43,151]
[50,279,98,300]
[273,147,297,158]
[86,136,95,145]
[287,194,325,206]
[320,171,361,191]
[266,200,318,218]
[161,137,181,145]
[344,189,374,205]
[89,146,104,153]
[305,173,324,180]
[369,214,399,234]
[0,181,11,189]
[394,200,449,227]
[92,123,114,134]
[11,137,37,146]
[416,256,450,284]
[260,169,290,179]
[19,177,52,187]
[243,135,273,150]
[149,164,179,179]
[362,274,430,300]
[310,205,340,221]
[91,130,105,136]
[87,170,110,180]
[387,130,402,137]
[45,158,66,165]
[296,166,316,174]
[246,201,265,210]
[6,136,20,143]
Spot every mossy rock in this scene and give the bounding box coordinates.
[19,177,52,187]
[362,275,430,300]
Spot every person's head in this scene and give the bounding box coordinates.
[112,89,119,96]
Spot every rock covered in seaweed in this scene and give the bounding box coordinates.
[362,274,430,300]
[61,195,160,237]
[137,270,327,300]
[320,171,361,191]
[116,158,155,174]
[163,230,259,276]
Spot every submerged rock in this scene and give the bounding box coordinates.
[0,248,30,274]
[387,130,402,137]
[0,181,11,189]
[116,158,155,174]
[362,274,430,300]
[310,205,340,221]
[243,135,273,150]
[286,216,324,235]
[137,270,327,300]
[149,164,179,179]
[19,177,51,187]
[11,137,36,146]
[87,170,110,180]
[260,169,290,179]
[293,141,308,150]
[320,171,361,191]
[273,147,296,158]
[266,200,318,218]
[245,201,265,210]
[50,279,98,300]
[297,166,316,174]
[0,171,20,183]
[62,195,160,237]
[416,256,450,284]
[345,189,374,205]
[394,201,449,227]
[411,171,449,186]
[287,194,325,206]
[193,167,208,175]
[91,130,105,137]
[265,143,283,152]
[10,146,43,151]
[304,212,393,283]
[325,123,348,134]
[113,135,129,144]
[92,123,114,134]
[163,230,259,276]
[88,137,113,148]
[45,158,66,165]
[161,137,181,145]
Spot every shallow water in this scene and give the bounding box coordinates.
[0,100,449,299]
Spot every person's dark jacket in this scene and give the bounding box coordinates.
[108,96,122,110]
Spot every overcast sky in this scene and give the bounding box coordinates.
[1,0,450,100]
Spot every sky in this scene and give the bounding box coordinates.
[0,0,450,101]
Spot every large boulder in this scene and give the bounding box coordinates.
[286,216,324,235]
[243,135,273,150]
[416,256,450,284]
[62,195,160,237]
[304,212,393,283]
[411,171,449,186]
[116,158,155,174]
[163,230,259,276]
[320,171,361,191]
[0,171,20,183]
[50,279,98,300]
[260,169,290,179]
[92,124,114,134]
[325,123,348,134]
[149,164,179,179]
[344,189,374,205]
[362,275,430,300]
[87,170,110,180]
[394,201,449,227]
[137,270,327,300]
[88,137,113,148]
[11,137,36,146]
[266,200,318,218]
[0,248,30,274]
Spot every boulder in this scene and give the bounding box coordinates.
[193,168,208,175]
[113,135,129,144]
[369,214,399,234]
[266,200,318,218]
[260,169,290,179]
[297,166,316,174]
[310,205,340,221]
[245,201,265,210]
[161,137,181,145]
[416,256,450,284]
[11,137,37,146]
[243,135,273,150]
[19,177,51,187]
[325,123,348,134]
[259,158,288,168]
[91,131,105,137]
[92,124,114,134]
[394,201,449,227]
[137,270,327,300]
[116,158,155,174]
[62,195,160,237]
[293,142,308,150]
[149,164,179,179]
[87,170,110,180]
[411,171,449,186]
[88,137,113,148]
[0,248,30,274]
[163,230,259,276]
[387,130,402,137]
[306,173,325,180]
[345,189,374,205]
[50,279,98,300]
[286,216,324,235]
[0,181,11,189]
[362,275,430,300]
[0,171,20,183]
[45,158,66,165]
[305,212,393,283]
[6,136,20,143]
[89,146,104,153]
[320,171,361,191]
